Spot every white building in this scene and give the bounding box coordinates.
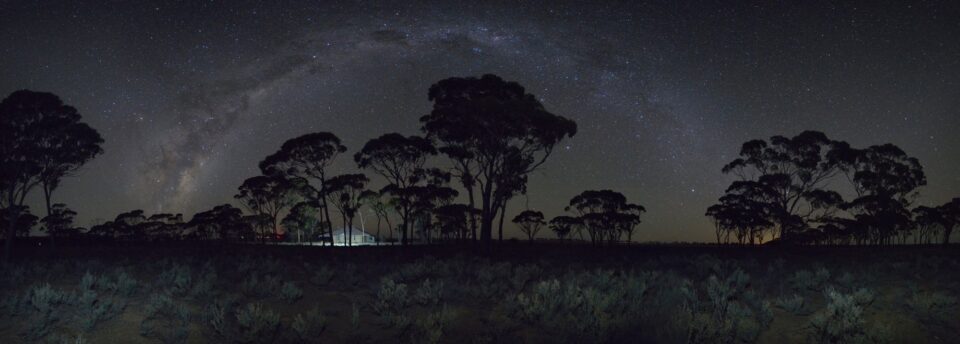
[329,227,377,246]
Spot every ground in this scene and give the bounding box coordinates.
[0,241,958,343]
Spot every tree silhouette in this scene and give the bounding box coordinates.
[360,190,393,245]
[720,131,845,239]
[420,74,577,244]
[235,175,305,241]
[189,204,244,242]
[324,173,369,246]
[567,190,644,244]
[260,132,347,246]
[355,133,435,245]
[434,204,479,241]
[512,210,545,243]
[0,90,103,261]
[281,201,321,244]
[549,215,581,241]
[0,206,37,237]
[836,143,926,245]
[41,203,78,239]
[936,198,960,245]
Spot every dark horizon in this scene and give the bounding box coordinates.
[2,1,959,242]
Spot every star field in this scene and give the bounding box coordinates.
[1,1,958,241]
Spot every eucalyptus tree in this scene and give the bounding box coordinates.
[0,90,104,261]
[549,215,581,241]
[567,190,645,244]
[360,190,393,244]
[324,173,369,246]
[235,174,306,242]
[512,210,545,243]
[260,132,347,245]
[282,201,322,244]
[420,74,577,244]
[41,203,77,241]
[355,133,436,245]
[912,206,942,244]
[721,131,845,239]
[835,143,926,244]
[936,198,960,245]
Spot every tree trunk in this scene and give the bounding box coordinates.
[497,201,507,242]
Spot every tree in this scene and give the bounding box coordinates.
[1,206,37,237]
[41,203,78,239]
[420,74,577,244]
[189,204,243,242]
[566,190,644,244]
[549,216,581,241]
[360,190,394,245]
[0,90,103,262]
[281,201,321,244]
[355,133,436,245]
[434,204,479,241]
[836,144,926,245]
[512,210,545,243]
[721,131,845,239]
[324,173,369,246]
[937,198,960,245]
[260,132,347,245]
[235,175,305,242]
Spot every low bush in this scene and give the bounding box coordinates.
[140,293,190,343]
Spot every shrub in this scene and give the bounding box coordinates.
[413,279,444,306]
[410,304,453,344]
[235,303,280,344]
[775,294,806,314]
[791,268,830,292]
[808,287,884,344]
[76,290,125,331]
[156,264,192,296]
[23,283,72,340]
[373,278,409,319]
[291,306,327,343]
[906,290,957,324]
[140,293,190,343]
[280,281,303,304]
[309,265,335,286]
[240,273,281,299]
[510,264,543,292]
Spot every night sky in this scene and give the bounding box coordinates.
[2,1,958,242]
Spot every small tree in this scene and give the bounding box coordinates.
[325,174,369,246]
[282,201,321,244]
[512,210,545,243]
[235,175,305,242]
[549,215,581,241]
[41,203,77,239]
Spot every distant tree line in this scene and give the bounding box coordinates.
[707,131,959,245]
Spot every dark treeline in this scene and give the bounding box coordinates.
[3,75,958,263]
[708,131,959,246]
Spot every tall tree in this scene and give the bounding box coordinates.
[260,132,347,246]
[512,210,545,243]
[189,204,244,242]
[420,74,577,244]
[836,144,926,245]
[721,131,845,239]
[355,133,435,245]
[0,90,103,261]
[325,173,369,246]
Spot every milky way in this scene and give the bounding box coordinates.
[2,1,958,241]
